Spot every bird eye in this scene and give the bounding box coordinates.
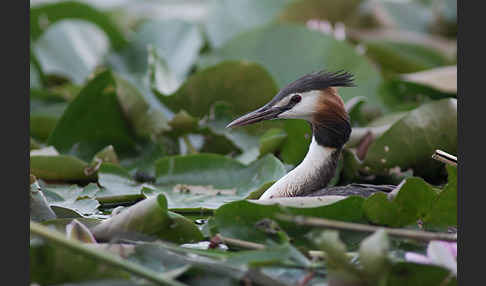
[290,94,302,104]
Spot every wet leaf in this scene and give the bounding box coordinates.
[362,98,457,180]
[42,184,100,217]
[363,177,436,227]
[212,197,365,244]
[30,181,57,222]
[30,148,95,181]
[154,154,286,209]
[92,194,203,244]
[423,165,457,228]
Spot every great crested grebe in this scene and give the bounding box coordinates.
[226,71,395,200]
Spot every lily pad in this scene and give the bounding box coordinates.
[199,23,385,110]
[363,177,437,227]
[362,98,457,180]
[158,61,279,118]
[401,66,457,94]
[30,1,127,49]
[107,19,203,82]
[48,70,137,161]
[211,196,366,244]
[154,154,286,209]
[33,20,110,84]
[364,40,452,75]
[423,165,457,228]
[30,151,94,181]
[91,194,203,244]
[203,0,292,48]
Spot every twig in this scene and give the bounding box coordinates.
[30,221,187,286]
[214,234,265,250]
[276,214,457,242]
[432,150,457,166]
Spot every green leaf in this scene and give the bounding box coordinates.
[279,0,364,25]
[112,74,171,139]
[96,163,147,201]
[279,119,311,165]
[423,165,457,228]
[107,19,203,82]
[33,20,110,84]
[212,197,365,244]
[48,70,137,161]
[401,66,457,94]
[30,62,42,89]
[30,181,57,222]
[42,184,100,218]
[199,23,385,110]
[30,1,127,50]
[66,219,97,243]
[379,76,455,112]
[204,0,292,47]
[379,1,433,33]
[364,40,452,75]
[154,154,286,209]
[388,262,457,286]
[30,241,130,285]
[315,230,352,270]
[358,229,390,277]
[362,98,457,180]
[92,194,203,244]
[30,102,67,141]
[158,61,279,118]
[148,46,183,95]
[363,177,436,227]
[30,148,95,181]
[259,128,287,156]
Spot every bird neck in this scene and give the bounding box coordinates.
[259,124,344,200]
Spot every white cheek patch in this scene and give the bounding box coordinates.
[278,91,321,120]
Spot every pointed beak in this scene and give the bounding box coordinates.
[226,106,282,128]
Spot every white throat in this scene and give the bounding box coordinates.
[259,137,337,200]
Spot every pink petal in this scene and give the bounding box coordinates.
[405,252,431,264]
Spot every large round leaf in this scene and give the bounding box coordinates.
[362,98,457,179]
[30,1,127,50]
[199,23,385,110]
[158,61,279,118]
[33,20,110,84]
[107,19,203,82]
[203,0,292,47]
[48,71,137,161]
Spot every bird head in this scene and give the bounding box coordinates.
[226,70,354,147]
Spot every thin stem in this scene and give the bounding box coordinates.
[30,221,187,286]
[276,214,457,242]
[214,234,265,250]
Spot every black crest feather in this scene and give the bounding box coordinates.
[265,70,355,107]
